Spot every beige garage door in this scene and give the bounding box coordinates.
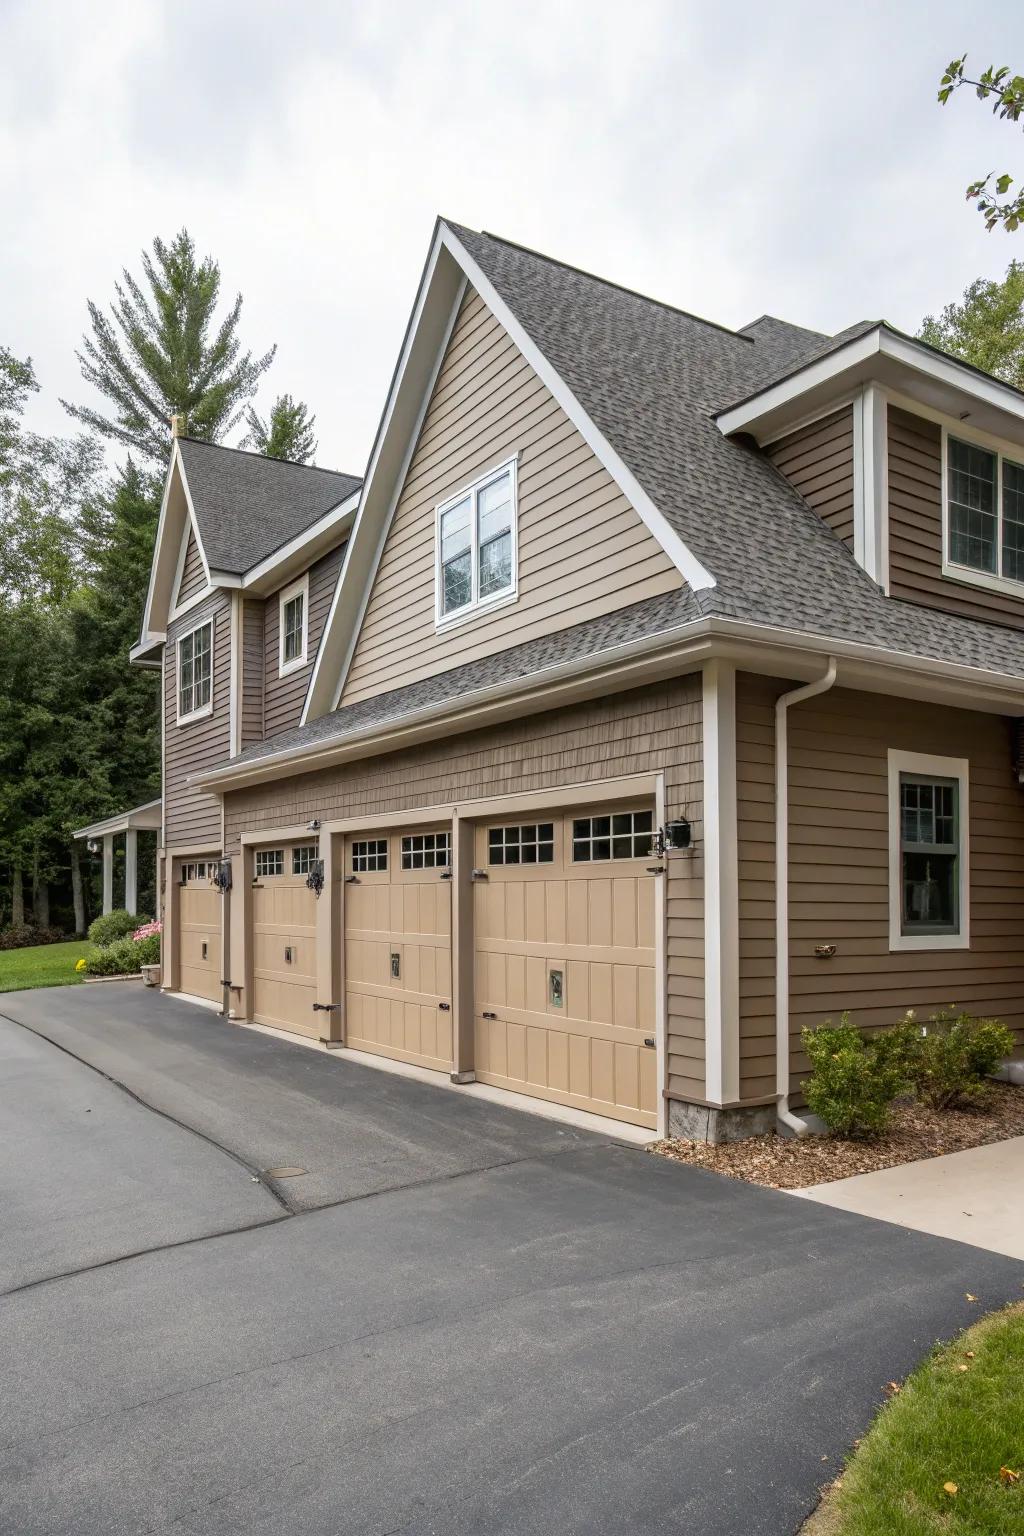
[474,807,658,1128]
[343,829,453,1071]
[178,860,222,1004]
[251,842,319,1036]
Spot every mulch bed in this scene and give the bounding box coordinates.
[651,1083,1024,1190]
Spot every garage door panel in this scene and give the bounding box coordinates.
[251,848,318,1037]
[474,808,658,1129]
[178,877,222,1004]
[343,829,453,1072]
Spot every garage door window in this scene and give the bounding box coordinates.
[255,849,284,877]
[401,832,451,869]
[352,839,388,872]
[572,810,654,862]
[488,822,555,865]
[181,861,210,883]
[291,844,318,874]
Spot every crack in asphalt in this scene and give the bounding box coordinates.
[0,1011,627,1300]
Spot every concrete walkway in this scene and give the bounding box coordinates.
[794,1136,1024,1260]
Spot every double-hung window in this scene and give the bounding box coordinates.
[888,750,969,951]
[945,434,1024,589]
[177,619,213,722]
[279,574,308,675]
[436,459,517,624]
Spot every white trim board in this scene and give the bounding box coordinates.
[887,748,970,953]
[303,220,716,723]
[701,659,740,1104]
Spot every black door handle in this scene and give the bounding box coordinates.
[438,1002,450,1011]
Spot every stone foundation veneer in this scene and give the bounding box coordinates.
[667,1099,778,1144]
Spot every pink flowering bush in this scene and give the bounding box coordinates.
[132,919,162,943]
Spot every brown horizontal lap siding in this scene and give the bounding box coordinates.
[163,593,231,849]
[177,528,207,604]
[241,600,264,747]
[263,545,345,738]
[888,405,1024,630]
[340,288,683,707]
[738,672,1024,1100]
[224,677,706,1101]
[766,407,855,546]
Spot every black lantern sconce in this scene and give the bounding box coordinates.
[653,818,693,856]
[305,859,326,898]
[212,859,233,893]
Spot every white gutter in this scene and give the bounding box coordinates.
[775,656,838,1136]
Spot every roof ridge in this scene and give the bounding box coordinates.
[177,436,361,482]
[469,226,755,344]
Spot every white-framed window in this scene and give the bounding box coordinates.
[435,457,517,627]
[177,618,213,723]
[291,844,318,875]
[181,861,211,884]
[488,822,555,866]
[278,573,309,676]
[401,832,451,870]
[352,838,388,872]
[888,749,969,951]
[943,427,1024,596]
[255,849,284,878]
[572,809,654,862]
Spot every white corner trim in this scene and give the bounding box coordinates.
[853,384,889,590]
[229,591,243,756]
[887,748,970,953]
[702,658,739,1105]
[278,571,310,677]
[444,227,716,594]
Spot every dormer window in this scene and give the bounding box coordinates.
[436,458,517,626]
[279,573,309,676]
[945,434,1024,590]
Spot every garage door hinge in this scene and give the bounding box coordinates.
[646,866,665,875]
[438,1002,451,1011]
[312,1002,339,1012]
[344,875,359,884]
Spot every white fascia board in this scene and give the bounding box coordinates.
[717,326,1024,442]
[140,441,184,640]
[441,226,716,594]
[303,224,464,722]
[716,331,882,437]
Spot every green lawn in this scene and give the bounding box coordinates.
[808,1303,1024,1534]
[0,939,95,993]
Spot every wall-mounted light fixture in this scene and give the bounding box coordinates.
[307,818,321,832]
[305,859,325,897]
[86,839,99,854]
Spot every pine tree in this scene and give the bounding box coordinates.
[62,230,276,464]
[242,392,318,463]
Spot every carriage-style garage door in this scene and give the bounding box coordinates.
[473,808,658,1129]
[343,828,453,1071]
[251,841,319,1036]
[177,860,222,1004]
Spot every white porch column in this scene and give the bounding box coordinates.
[702,659,740,1106]
[102,834,114,914]
[125,828,138,913]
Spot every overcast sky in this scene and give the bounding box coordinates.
[3,0,1023,475]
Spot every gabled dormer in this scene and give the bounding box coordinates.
[716,323,1024,632]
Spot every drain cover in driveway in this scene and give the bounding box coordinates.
[264,1167,307,1178]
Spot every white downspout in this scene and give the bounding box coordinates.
[776,657,838,1136]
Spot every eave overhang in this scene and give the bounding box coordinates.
[717,325,1024,452]
[190,617,1024,798]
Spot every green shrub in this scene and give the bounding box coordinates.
[912,1009,1014,1109]
[84,937,146,976]
[133,932,160,966]
[87,910,149,947]
[802,1015,916,1138]
[0,923,67,950]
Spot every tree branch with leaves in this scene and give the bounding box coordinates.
[938,56,1024,232]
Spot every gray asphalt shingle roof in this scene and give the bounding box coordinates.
[221,223,1024,773]
[177,438,362,574]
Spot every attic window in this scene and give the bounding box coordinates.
[436,459,517,625]
[279,573,309,676]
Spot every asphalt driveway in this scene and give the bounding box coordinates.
[2,985,1022,1536]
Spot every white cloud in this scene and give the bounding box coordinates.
[3,0,1023,474]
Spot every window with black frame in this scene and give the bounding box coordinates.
[899,774,959,935]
